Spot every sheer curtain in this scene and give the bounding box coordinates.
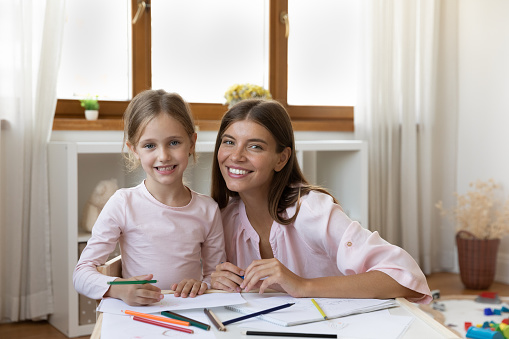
[355,0,458,273]
[0,0,66,321]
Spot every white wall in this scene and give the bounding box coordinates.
[458,0,509,282]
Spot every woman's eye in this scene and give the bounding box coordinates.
[222,139,234,145]
[249,144,262,150]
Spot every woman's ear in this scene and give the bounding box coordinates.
[274,147,291,172]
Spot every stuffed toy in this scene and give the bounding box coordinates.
[81,179,118,232]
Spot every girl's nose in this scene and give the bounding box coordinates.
[158,148,171,161]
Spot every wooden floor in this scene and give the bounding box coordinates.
[1,272,509,339]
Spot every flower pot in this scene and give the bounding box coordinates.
[85,110,99,121]
[456,230,500,290]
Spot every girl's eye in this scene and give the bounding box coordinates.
[170,140,180,146]
[222,139,234,145]
[143,143,155,149]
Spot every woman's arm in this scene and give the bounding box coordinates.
[241,258,424,300]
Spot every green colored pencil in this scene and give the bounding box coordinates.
[107,280,157,285]
[162,310,211,331]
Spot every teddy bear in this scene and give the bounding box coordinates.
[81,179,119,233]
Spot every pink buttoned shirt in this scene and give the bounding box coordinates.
[221,191,432,304]
[74,182,226,300]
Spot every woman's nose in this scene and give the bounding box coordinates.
[231,147,245,161]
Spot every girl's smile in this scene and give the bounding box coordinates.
[128,113,196,205]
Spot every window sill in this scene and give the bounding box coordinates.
[52,118,353,132]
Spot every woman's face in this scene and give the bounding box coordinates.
[217,119,290,199]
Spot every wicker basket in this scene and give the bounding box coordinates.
[456,230,500,290]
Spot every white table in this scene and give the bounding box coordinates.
[91,298,459,339]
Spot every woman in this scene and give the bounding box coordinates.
[210,99,431,303]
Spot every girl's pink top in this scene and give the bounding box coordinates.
[221,191,432,304]
[73,182,226,300]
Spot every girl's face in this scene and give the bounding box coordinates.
[217,119,290,200]
[128,113,196,194]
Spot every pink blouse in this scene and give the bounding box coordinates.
[221,191,431,303]
[74,182,226,300]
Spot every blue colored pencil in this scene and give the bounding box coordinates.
[222,303,295,325]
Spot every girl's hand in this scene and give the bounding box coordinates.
[171,279,207,298]
[211,262,245,292]
[106,274,163,306]
[242,258,308,297]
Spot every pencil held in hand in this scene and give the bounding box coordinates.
[107,279,157,285]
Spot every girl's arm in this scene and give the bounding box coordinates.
[172,204,226,298]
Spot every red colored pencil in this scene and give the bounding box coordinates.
[132,316,194,334]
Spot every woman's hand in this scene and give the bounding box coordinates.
[105,274,163,306]
[171,279,207,298]
[242,258,309,297]
[211,262,245,292]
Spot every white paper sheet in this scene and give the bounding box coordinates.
[101,310,215,339]
[97,293,246,315]
[226,293,397,326]
[237,310,413,339]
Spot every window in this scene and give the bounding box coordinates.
[54,0,356,131]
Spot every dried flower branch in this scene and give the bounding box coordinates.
[436,179,509,239]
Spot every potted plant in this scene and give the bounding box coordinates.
[80,95,100,120]
[436,179,509,289]
[224,84,272,109]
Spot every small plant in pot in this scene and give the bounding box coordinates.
[436,179,509,289]
[80,95,100,120]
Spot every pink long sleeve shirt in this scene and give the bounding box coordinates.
[221,191,431,304]
[73,182,226,300]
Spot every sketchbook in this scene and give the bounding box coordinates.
[225,293,398,327]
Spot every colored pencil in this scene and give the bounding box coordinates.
[242,330,337,338]
[162,310,210,331]
[204,308,226,331]
[132,316,194,334]
[123,309,189,326]
[107,280,157,285]
[311,298,328,320]
[222,303,295,325]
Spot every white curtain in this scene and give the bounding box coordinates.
[0,0,66,321]
[355,0,459,273]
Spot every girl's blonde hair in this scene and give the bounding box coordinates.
[211,99,337,225]
[122,89,196,171]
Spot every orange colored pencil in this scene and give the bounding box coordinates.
[123,310,189,326]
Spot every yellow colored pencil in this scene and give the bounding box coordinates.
[311,299,328,320]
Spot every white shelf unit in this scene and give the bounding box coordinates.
[47,139,367,337]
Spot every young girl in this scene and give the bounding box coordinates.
[73,90,225,306]
[210,99,431,303]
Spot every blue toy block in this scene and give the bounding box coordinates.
[466,327,504,339]
[485,308,494,316]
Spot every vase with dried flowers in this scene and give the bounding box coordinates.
[436,179,509,289]
[224,84,272,109]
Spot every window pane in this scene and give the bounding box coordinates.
[151,0,269,104]
[57,0,131,101]
[288,0,359,106]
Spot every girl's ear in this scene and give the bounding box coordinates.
[274,147,291,172]
[126,142,140,160]
[189,132,197,154]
